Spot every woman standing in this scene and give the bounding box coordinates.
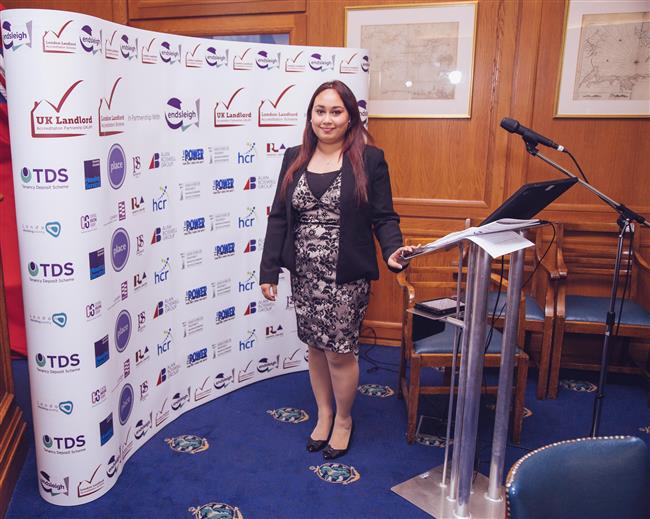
[260,80,411,459]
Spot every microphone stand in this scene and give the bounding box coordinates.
[524,139,650,437]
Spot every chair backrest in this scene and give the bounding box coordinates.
[506,436,650,519]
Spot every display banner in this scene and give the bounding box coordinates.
[1,9,369,505]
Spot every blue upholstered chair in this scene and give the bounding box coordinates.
[506,436,650,519]
[396,231,529,444]
[548,222,650,399]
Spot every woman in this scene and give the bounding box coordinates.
[260,80,412,459]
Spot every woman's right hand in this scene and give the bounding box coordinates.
[260,283,278,301]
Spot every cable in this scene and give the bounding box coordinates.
[564,149,590,184]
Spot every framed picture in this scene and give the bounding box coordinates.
[555,0,650,118]
[345,2,477,119]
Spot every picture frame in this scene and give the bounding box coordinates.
[555,0,650,118]
[345,2,478,119]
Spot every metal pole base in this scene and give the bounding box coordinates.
[391,466,505,519]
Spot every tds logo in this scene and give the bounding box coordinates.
[28,261,74,279]
[42,434,86,451]
[35,353,80,370]
[238,207,256,228]
[215,306,236,325]
[185,285,207,305]
[237,142,256,164]
[152,185,169,212]
[239,329,256,351]
[238,271,256,292]
[20,167,68,186]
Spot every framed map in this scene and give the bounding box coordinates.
[555,0,650,117]
[345,2,477,118]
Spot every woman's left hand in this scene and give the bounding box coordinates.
[387,245,418,270]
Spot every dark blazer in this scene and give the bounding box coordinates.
[260,144,403,285]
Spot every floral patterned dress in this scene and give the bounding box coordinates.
[290,171,370,355]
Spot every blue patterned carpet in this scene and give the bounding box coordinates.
[7,344,650,519]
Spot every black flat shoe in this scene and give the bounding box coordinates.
[306,420,334,452]
[322,423,353,460]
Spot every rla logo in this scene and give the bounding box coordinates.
[45,221,61,238]
[309,53,335,71]
[52,313,67,328]
[237,142,256,164]
[165,98,200,131]
[238,271,256,292]
[159,41,180,64]
[239,329,256,351]
[205,47,228,67]
[256,50,280,70]
[238,207,256,228]
[152,185,169,212]
[28,261,74,278]
[120,34,138,60]
[79,25,101,54]
[244,177,256,190]
[155,257,171,284]
[20,166,69,185]
[2,20,32,51]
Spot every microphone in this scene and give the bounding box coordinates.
[500,117,565,152]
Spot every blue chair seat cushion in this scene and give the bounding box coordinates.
[413,326,520,355]
[487,291,544,322]
[565,295,650,326]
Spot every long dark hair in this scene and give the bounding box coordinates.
[280,80,373,204]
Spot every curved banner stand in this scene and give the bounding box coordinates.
[1,8,369,505]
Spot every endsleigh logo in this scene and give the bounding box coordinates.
[165,98,200,131]
[214,87,252,127]
[98,77,125,136]
[120,34,138,60]
[2,20,32,51]
[79,25,102,55]
[258,84,298,127]
[42,19,76,54]
[160,41,181,64]
[31,80,93,138]
[256,50,280,70]
[205,46,228,68]
[309,53,335,72]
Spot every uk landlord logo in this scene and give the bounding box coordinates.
[285,50,305,72]
[141,37,158,64]
[258,85,298,127]
[2,20,32,51]
[98,77,125,136]
[213,87,251,127]
[165,98,200,131]
[233,48,254,71]
[31,80,93,138]
[185,43,202,68]
[42,19,76,53]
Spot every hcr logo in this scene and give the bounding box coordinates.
[238,207,256,228]
[238,271,256,292]
[239,329,256,351]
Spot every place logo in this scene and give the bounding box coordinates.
[238,206,256,228]
[238,360,255,383]
[340,52,361,74]
[185,43,202,68]
[19,165,68,190]
[205,46,229,68]
[182,316,204,338]
[118,383,134,425]
[85,300,102,322]
[35,351,80,374]
[283,348,303,369]
[187,347,208,368]
[84,158,101,189]
[120,34,138,60]
[99,413,114,446]
[257,354,280,374]
[179,180,201,201]
[29,311,67,328]
[157,328,173,356]
[266,142,287,157]
[154,257,171,284]
[21,220,62,237]
[165,97,200,131]
[212,177,235,194]
[42,19,76,54]
[110,227,130,272]
[80,213,98,233]
[114,309,132,353]
[194,377,212,401]
[160,41,181,64]
[358,99,368,127]
[285,50,305,72]
[28,260,74,283]
[91,384,107,406]
[182,147,204,165]
[233,47,254,71]
[80,25,102,55]
[107,143,127,189]
[39,471,69,497]
[141,37,159,64]
[135,346,150,367]
[171,388,191,411]
[214,368,235,391]
[134,412,153,440]
[152,185,169,212]
[208,145,229,163]
[180,249,203,270]
[239,329,256,351]
[215,305,236,325]
[155,399,170,426]
[94,334,109,368]
[265,324,284,339]
[256,50,280,70]
[258,84,298,127]
[309,53,335,72]
[214,87,252,127]
[31,80,93,138]
[151,224,177,243]
[99,77,125,136]
[42,433,86,455]
[214,241,235,260]
[185,285,208,305]
[77,465,105,498]
[154,297,178,319]
[149,151,176,169]
[37,399,74,415]
[2,20,32,52]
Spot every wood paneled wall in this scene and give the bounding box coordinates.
[4,0,649,348]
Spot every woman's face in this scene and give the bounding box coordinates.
[310,88,350,145]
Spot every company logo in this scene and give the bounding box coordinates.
[42,433,86,454]
[119,34,138,60]
[91,385,107,406]
[119,383,134,425]
[185,43,202,68]
[182,147,204,165]
[104,30,119,59]
[238,206,256,228]
[77,465,105,498]
[283,348,303,369]
[152,185,169,212]
[157,328,173,356]
[361,54,370,72]
[187,347,208,368]
[205,46,228,67]
[114,310,132,353]
[215,306,236,325]
[236,142,256,164]
[214,241,235,260]
[151,224,177,243]
[135,346,150,366]
[185,285,207,305]
[2,20,32,52]
[258,84,298,127]
[238,271,256,292]
[111,227,130,272]
[256,50,280,70]
[94,334,109,367]
[239,329,256,351]
[179,181,201,201]
[139,380,149,401]
[244,175,274,190]
[309,53,335,72]
[155,399,170,426]
[233,47,254,70]
[358,99,368,127]
[131,196,145,215]
[213,177,235,194]
[84,158,101,189]
[180,249,203,270]
[28,260,74,282]
[340,52,360,74]
[86,300,102,322]
[244,239,257,253]
[80,25,102,54]
[42,19,76,54]
[244,302,257,315]
[99,78,125,136]
[182,316,204,338]
[266,324,284,339]
[31,80,93,138]
[160,41,181,64]
[155,257,171,284]
[44,221,62,237]
[171,388,190,411]
[39,471,69,497]
[194,377,212,401]
[35,351,80,373]
[238,360,255,383]
[99,413,114,446]
[214,369,235,390]
[149,151,176,169]
[266,142,287,156]
[133,271,148,292]
[19,166,69,189]
[213,87,252,127]
[165,97,200,131]
[36,399,74,415]
[107,143,126,189]
[141,37,158,64]
[257,355,280,374]
[285,50,305,72]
